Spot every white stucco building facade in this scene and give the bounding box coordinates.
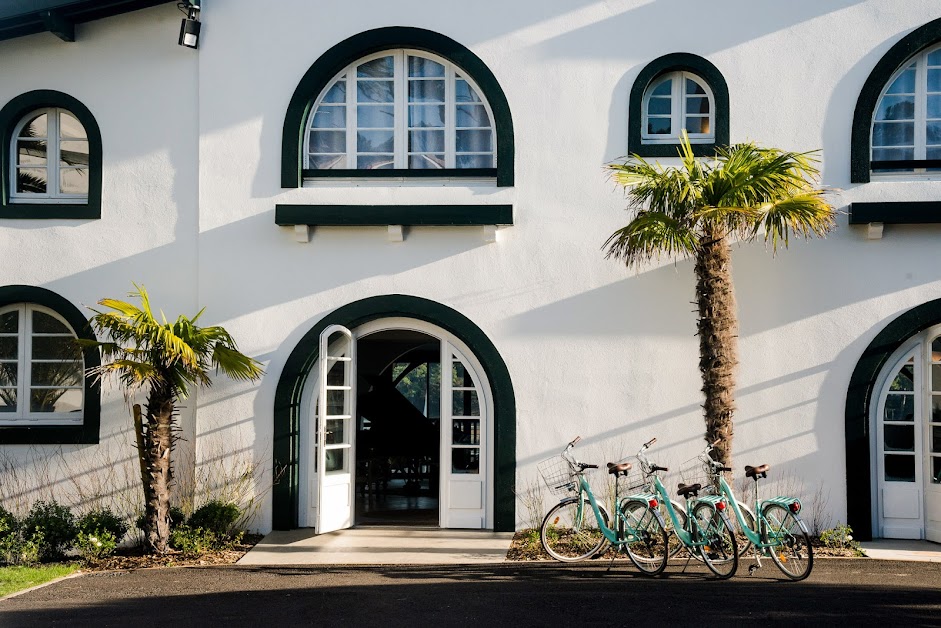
[2,0,941,542]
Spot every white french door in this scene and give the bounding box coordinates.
[316,325,356,534]
[875,327,941,541]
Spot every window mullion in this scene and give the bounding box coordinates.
[446,64,456,169]
[917,55,928,160]
[19,304,29,419]
[395,51,407,169]
[673,73,683,139]
[346,67,356,168]
[49,108,60,198]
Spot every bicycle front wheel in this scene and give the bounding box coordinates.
[540,498,609,562]
[619,499,669,576]
[691,502,738,579]
[762,503,813,581]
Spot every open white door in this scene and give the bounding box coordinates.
[925,336,941,542]
[316,325,356,534]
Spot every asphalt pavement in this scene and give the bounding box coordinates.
[2,559,940,626]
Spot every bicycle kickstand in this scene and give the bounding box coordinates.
[747,549,763,575]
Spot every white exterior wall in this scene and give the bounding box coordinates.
[2,0,941,533]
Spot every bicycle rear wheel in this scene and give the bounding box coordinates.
[762,503,813,581]
[734,500,756,558]
[540,498,609,562]
[691,502,738,579]
[619,499,669,576]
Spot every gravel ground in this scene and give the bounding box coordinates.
[1,559,940,626]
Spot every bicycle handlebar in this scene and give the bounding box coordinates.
[644,437,657,448]
[568,436,581,448]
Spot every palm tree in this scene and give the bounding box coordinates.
[604,134,836,468]
[82,285,263,553]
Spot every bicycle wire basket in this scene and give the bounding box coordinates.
[618,458,650,495]
[537,455,578,496]
[679,456,716,495]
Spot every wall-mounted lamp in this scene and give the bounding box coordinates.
[177,1,201,49]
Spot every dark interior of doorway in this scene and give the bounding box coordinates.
[355,330,440,526]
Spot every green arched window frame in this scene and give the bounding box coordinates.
[628,53,730,157]
[0,90,102,219]
[281,27,515,188]
[0,285,101,444]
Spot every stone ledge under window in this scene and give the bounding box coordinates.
[848,201,941,225]
[275,204,513,227]
[0,203,99,220]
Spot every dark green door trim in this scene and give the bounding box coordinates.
[280,26,515,188]
[851,17,941,183]
[272,294,516,531]
[627,52,730,158]
[0,284,101,444]
[0,90,102,220]
[845,297,941,540]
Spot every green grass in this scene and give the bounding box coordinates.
[0,564,79,597]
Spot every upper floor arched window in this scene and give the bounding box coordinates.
[0,91,102,219]
[281,27,515,188]
[628,53,729,158]
[307,50,495,172]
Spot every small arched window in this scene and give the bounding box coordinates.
[11,107,89,201]
[871,46,941,174]
[305,50,496,172]
[641,72,714,144]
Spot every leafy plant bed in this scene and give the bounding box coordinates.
[80,534,263,571]
[505,529,866,561]
[0,564,79,597]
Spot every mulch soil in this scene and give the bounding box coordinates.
[76,534,264,571]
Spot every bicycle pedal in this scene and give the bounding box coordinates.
[747,564,759,575]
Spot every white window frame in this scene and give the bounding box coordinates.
[641,71,716,145]
[10,107,89,204]
[0,304,84,425]
[304,49,497,172]
[871,44,941,177]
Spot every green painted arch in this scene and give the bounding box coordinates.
[280,26,515,188]
[0,285,101,444]
[0,90,103,219]
[272,294,516,531]
[851,17,941,183]
[628,53,730,158]
[845,297,941,540]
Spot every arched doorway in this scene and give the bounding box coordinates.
[272,295,516,532]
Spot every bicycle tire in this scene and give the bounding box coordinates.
[691,502,738,579]
[762,503,813,581]
[619,499,669,576]
[540,497,609,562]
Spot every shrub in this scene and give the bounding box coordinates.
[0,505,17,541]
[819,523,864,556]
[0,530,43,566]
[78,509,128,545]
[169,525,218,558]
[75,530,118,562]
[188,501,241,536]
[21,501,76,561]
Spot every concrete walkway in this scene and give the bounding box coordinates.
[860,539,941,562]
[237,527,515,565]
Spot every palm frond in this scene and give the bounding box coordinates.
[604,210,698,266]
[755,191,836,252]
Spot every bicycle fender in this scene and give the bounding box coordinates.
[761,496,803,511]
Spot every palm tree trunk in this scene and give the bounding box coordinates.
[143,385,174,553]
[694,229,738,468]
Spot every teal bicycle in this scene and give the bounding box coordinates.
[538,436,670,575]
[689,441,813,580]
[635,438,739,578]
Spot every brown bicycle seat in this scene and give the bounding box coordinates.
[677,482,701,498]
[744,464,770,478]
[607,461,633,476]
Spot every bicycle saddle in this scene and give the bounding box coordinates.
[677,482,701,498]
[744,464,769,478]
[606,461,633,476]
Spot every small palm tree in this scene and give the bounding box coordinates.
[605,134,836,468]
[83,285,263,553]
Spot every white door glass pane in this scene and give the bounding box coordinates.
[357,81,394,103]
[455,105,489,128]
[0,390,17,412]
[356,105,394,128]
[60,169,88,195]
[17,141,46,166]
[32,312,68,334]
[16,169,47,194]
[932,396,941,422]
[30,388,82,413]
[452,390,480,417]
[30,362,83,387]
[0,363,16,386]
[933,364,941,390]
[357,130,394,152]
[885,454,916,482]
[886,67,916,94]
[408,80,445,103]
[321,80,346,103]
[933,426,941,453]
[932,457,941,483]
[311,106,346,129]
[455,154,493,168]
[452,448,480,474]
[884,424,915,451]
[0,312,17,333]
[32,336,81,360]
[453,419,480,445]
[58,111,85,139]
[0,337,16,360]
[357,56,394,78]
[20,113,47,138]
[325,418,346,444]
[886,394,915,421]
[891,360,916,391]
[325,448,346,472]
[877,95,916,121]
[408,56,445,77]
